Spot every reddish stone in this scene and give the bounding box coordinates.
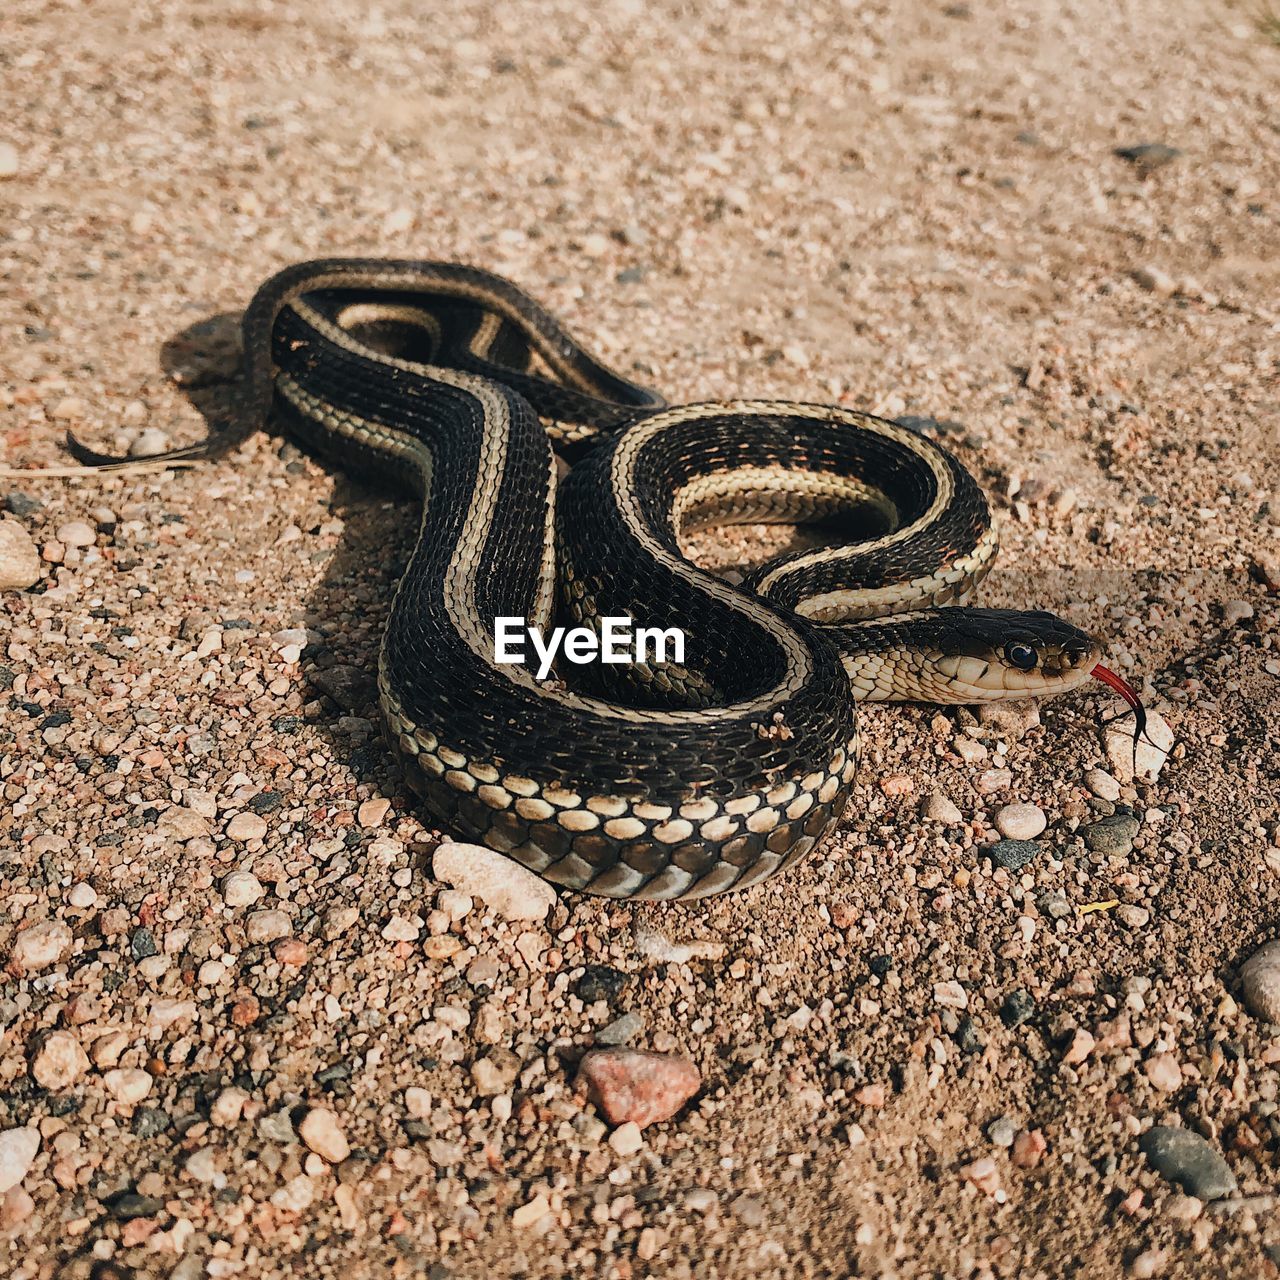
[576,1048,701,1129]
[231,996,260,1027]
[274,939,307,967]
[1011,1128,1047,1169]
[854,1083,887,1108]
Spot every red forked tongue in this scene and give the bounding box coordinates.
[1091,663,1149,746]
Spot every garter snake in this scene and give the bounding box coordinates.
[62,259,1143,900]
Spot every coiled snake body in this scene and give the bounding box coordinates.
[70,260,1136,900]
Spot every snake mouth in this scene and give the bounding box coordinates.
[1091,663,1148,745]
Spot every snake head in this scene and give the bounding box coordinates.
[918,607,1102,700]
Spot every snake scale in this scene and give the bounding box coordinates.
[66,259,1143,900]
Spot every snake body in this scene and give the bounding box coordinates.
[73,260,1110,899]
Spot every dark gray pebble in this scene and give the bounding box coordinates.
[1114,142,1181,171]
[1139,1125,1237,1201]
[131,1107,171,1138]
[1001,989,1036,1027]
[130,928,158,961]
[1082,814,1140,855]
[110,1192,166,1220]
[985,839,1041,871]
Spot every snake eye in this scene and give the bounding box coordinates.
[1004,642,1038,671]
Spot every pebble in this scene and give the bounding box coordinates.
[595,1012,644,1046]
[1133,266,1176,298]
[432,841,557,921]
[984,839,1041,871]
[1011,1129,1046,1168]
[1221,599,1253,626]
[245,910,291,944]
[358,797,391,827]
[9,919,73,972]
[1001,989,1035,1027]
[994,803,1046,840]
[512,1192,551,1229]
[1118,905,1150,929]
[609,1121,644,1156]
[67,882,97,909]
[933,980,969,1010]
[1139,1126,1238,1201]
[437,889,472,922]
[1254,551,1280,593]
[129,427,172,458]
[381,915,420,943]
[1129,1248,1165,1279]
[221,870,264,907]
[471,1049,520,1096]
[1083,814,1140,855]
[210,1087,248,1126]
[110,1192,165,1221]
[0,142,18,178]
[577,964,630,1005]
[685,1187,719,1214]
[1239,941,1280,1022]
[1084,768,1122,802]
[577,1048,701,1128]
[404,1087,432,1120]
[960,1156,1002,1197]
[299,1108,350,1164]
[1105,709,1173,782]
[271,1175,314,1212]
[1114,142,1182,171]
[0,1187,35,1228]
[632,923,726,964]
[922,791,963,825]
[987,1115,1016,1147]
[730,1193,765,1226]
[0,1128,39,1193]
[226,812,268,842]
[32,1030,90,1089]
[0,520,42,590]
[1144,1053,1182,1092]
[184,1148,220,1183]
[55,520,95,548]
[1062,1029,1095,1065]
[103,1068,153,1104]
[976,768,1013,795]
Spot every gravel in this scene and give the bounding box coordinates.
[0,3,1275,1275]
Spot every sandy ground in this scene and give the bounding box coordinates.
[2,0,1279,1276]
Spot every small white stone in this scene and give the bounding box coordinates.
[210,1087,249,1127]
[0,143,19,179]
[129,427,171,457]
[103,1068,153,1104]
[381,915,420,943]
[198,959,228,986]
[56,520,95,548]
[1083,768,1121,801]
[9,920,73,972]
[0,520,42,591]
[404,1087,432,1120]
[226,812,268,842]
[1221,600,1253,626]
[299,1108,350,1164]
[271,1174,314,1211]
[0,1128,40,1193]
[922,791,963,825]
[245,910,290,944]
[994,803,1046,841]
[512,1192,550,1228]
[933,980,969,1010]
[432,842,558,922]
[221,870,264,908]
[67,882,97,909]
[31,1031,89,1089]
[609,1121,644,1156]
